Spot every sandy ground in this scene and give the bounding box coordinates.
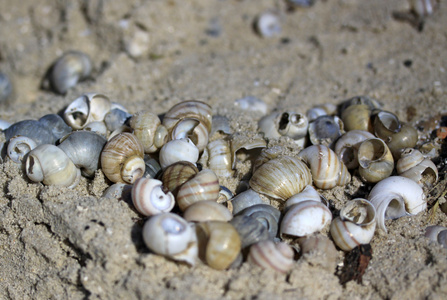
[1,0,447,299]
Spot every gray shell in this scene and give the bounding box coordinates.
[38,114,72,141]
[236,204,281,239]
[230,215,270,249]
[104,108,131,132]
[4,120,55,145]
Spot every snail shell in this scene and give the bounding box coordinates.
[162,100,212,134]
[176,169,220,211]
[26,144,81,188]
[230,215,270,249]
[284,185,323,210]
[205,139,232,177]
[341,104,373,132]
[258,111,308,144]
[132,178,175,216]
[100,132,145,184]
[396,148,438,187]
[49,51,92,94]
[297,234,338,272]
[410,0,439,17]
[196,221,241,270]
[255,12,282,38]
[171,118,209,153]
[231,189,265,215]
[249,155,312,201]
[142,213,198,266]
[298,145,351,189]
[373,111,401,140]
[7,136,37,163]
[425,225,447,248]
[306,103,337,122]
[386,124,419,159]
[252,145,284,173]
[38,114,72,142]
[367,176,426,234]
[143,156,162,179]
[159,138,199,169]
[183,201,232,222]
[334,130,375,169]
[230,133,267,169]
[357,138,394,183]
[308,115,344,147]
[102,183,132,202]
[161,161,199,196]
[104,108,131,132]
[129,111,168,153]
[280,200,332,237]
[58,131,107,177]
[64,93,112,130]
[236,204,281,239]
[247,240,294,273]
[0,120,11,130]
[4,120,55,145]
[83,121,108,138]
[330,199,377,251]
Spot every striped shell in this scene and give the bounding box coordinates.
[161,161,199,196]
[162,100,213,133]
[247,240,294,273]
[132,178,175,216]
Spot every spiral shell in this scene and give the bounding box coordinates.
[161,161,199,196]
[132,178,175,216]
[236,204,281,239]
[64,93,112,130]
[367,176,426,234]
[206,139,233,177]
[334,130,375,169]
[280,201,332,237]
[396,148,438,187]
[100,132,145,184]
[129,111,168,153]
[357,138,394,183]
[255,12,282,38]
[159,138,199,169]
[247,240,294,273]
[249,155,312,201]
[373,111,401,140]
[171,118,209,153]
[162,100,212,134]
[284,185,322,209]
[7,136,37,163]
[196,221,241,270]
[4,120,56,145]
[26,144,81,188]
[341,104,373,132]
[258,111,308,145]
[143,213,198,265]
[176,169,220,211]
[298,145,351,189]
[330,199,377,251]
[425,225,447,248]
[231,189,265,215]
[183,201,232,222]
[49,51,92,94]
[308,115,344,147]
[230,215,269,249]
[386,124,419,159]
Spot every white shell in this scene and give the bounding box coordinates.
[425,225,446,242]
[330,199,376,251]
[334,130,375,169]
[367,176,426,234]
[280,200,332,237]
[7,136,37,163]
[0,120,11,130]
[142,213,198,265]
[284,185,322,209]
[159,138,199,169]
[396,148,438,188]
[64,93,112,130]
[206,139,233,177]
[84,121,108,137]
[258,111,308,142]
[255,12,281,38]
[234,96,268,115]
[132,178,175,216]
[171,118,209,153]
[247,240,294,273]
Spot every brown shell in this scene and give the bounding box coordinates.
[162,100,213,133]
[161,161,199,196]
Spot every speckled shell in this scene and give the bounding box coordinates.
[247,240,294,273]
[161,161,199,196]
[176,169,220,211]
[249,155,312,201]
[196,221,241,270]
[334,130,375,169]
[64,93,112,130]
[183,201,232,222]
[162,100,213,134]
[357,138,394,183]
[129,111,168,153]
[132,178,175,216]
[100,132,145,184]
[298,145,351,189]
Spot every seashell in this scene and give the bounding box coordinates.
[183,201,232,222]
[210,115,231,137]
[231,189,265,215]
[230,215,270,249]
[373,111,401,140]
[102,183,132,202]
[357,138,394,183]
[205,139,233,177]
[437,231,447,248]
[306,103,337,122]
[234,96,268,115]
[218,185,233,204]
[341,104,373,132]
[339,96,382,114]
[280,200,332,237]
[425,225,447,248]
[161,161,199,196]
[104,108,131,132]
[58,131,107,177]
[108,124,133,141]
[230,133,267,169]
[196,221,241,270]
[409,0,439,17]
[236,204,281,239]
[367,176,426,234]
[64,93,112,130]
[0,120,11,130]
[4,120,55,145]
[143,213,198,266]
[49,51,92,94]
[83,121,108,137]
[38,114,72,141]
[131,178,175,216]
[297,234,338,272]
[330,199,376,251]
[308,115,344,147]
[176,169,220,211]
[284,185,322,210]
[159,138,199,169]
[249,155,312,200]
[143,156,162,179]
[129,111,168,153]
[100,132,145,184]
[247,240,294,273]
[396,148,438,187]
[7,136,37,163]
[26,144,81,188]
[0,71,12,103]
[252,145,284,173]
[258,111,308,145]
[255,12,281,38]
[385,124,418,159]
[334,130,375,169]
[162,100,212,134]
[171,118,209,153]
[298,145,351,189]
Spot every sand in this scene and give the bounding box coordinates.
[0,0,447,299]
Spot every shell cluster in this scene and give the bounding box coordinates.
[1,92,442,273]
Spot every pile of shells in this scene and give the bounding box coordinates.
[0,92,442,273]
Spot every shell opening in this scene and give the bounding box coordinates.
[26,155,44,182]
